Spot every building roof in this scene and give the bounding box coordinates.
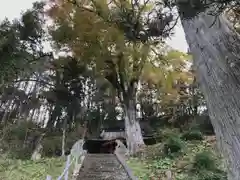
[100,130,126,140]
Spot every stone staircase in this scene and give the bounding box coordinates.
[76,154,131,180]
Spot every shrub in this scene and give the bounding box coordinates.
[42,130,81,157]
[182,130,204,141]
[42,136,62,157]
[197,170,227,180]
[66,131,82,147]
[158,128,180,141]
[164,135,184,155]
[149,116,171,129]
[172,115,192,130]
[2,121,42,141]
[193,151,216,171]
[0,122,83,159]
[185,171,226,180]
[1,122,43,159]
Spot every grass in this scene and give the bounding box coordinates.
[127,135,225,180]
[0,154,66,180]
[0,129,223,180]
[127,158,151,179]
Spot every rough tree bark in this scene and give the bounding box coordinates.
[178,4,240,180]
[124,102,145,155]
[106,50,145,154]
[123,92,145,155]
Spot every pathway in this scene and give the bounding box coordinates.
[76,154,132,180]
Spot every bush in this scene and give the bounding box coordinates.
[149,116,171,129]
[42,136,62,157]
[0,122,83,159]
[157,128,180,141]
[182,130,204,141]
[66,131,82,147]
[185,171,227,180]
[172,115,192,130]
[1,122,43,159]
[193,151,216,171]
[164,135,184,155]
[197,170,227,180]
[42,130,81,157]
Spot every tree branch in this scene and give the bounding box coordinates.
[162,15,180,35]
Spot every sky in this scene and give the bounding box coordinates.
[0,0,189,53]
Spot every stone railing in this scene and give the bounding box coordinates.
[46,139,86,180]
[114,152,138,180]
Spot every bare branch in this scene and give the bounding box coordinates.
[162,15,179,35]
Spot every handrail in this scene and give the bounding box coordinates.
[46,155,79,180]
[57,155,74,180]
[46,139,86,180]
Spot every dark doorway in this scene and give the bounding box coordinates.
[84,139,126,154]
[84,136,157,154]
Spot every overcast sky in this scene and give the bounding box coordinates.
[0,0,188,52]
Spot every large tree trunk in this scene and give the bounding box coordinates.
[178,4,240,180]
[123,99,145,155]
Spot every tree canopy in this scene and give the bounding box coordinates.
[0,0,221,158]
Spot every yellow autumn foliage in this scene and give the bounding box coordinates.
[47,0,193,106]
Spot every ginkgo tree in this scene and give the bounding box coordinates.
[141,50,193,118]
[47,0,180,154]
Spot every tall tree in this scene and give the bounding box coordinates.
[0,1,52,125]
[176,1,240,179]
[47,0,176,154]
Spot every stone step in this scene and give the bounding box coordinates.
[85,154,115,159]
[76,154,131,180]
